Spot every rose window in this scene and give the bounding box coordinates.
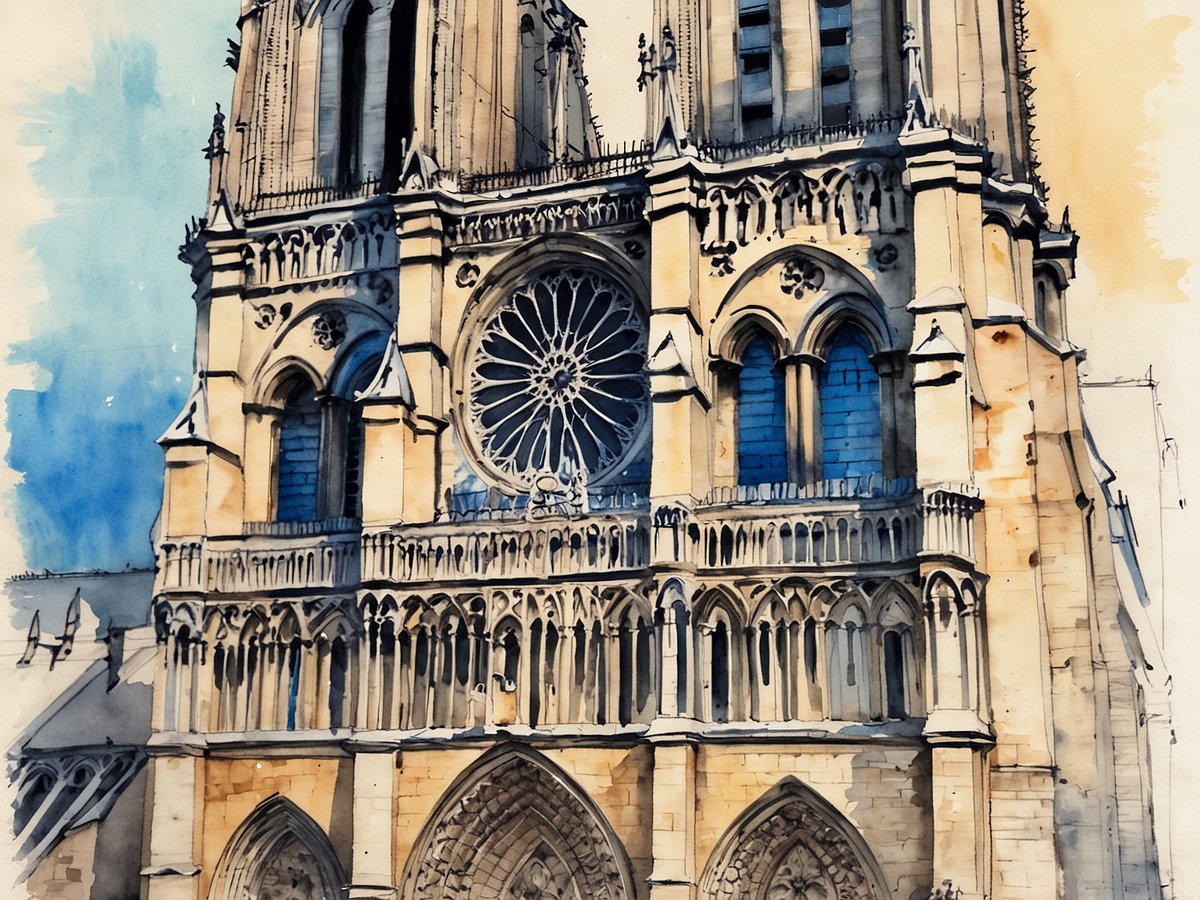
[467,268,649,490]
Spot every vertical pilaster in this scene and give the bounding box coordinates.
[646,159,710,510]
[348,749,398,899]
[649,741,697,900]
[929,745,988,900]
[142,754,203,900]
[902,130,982,489]
[394,195,447,524]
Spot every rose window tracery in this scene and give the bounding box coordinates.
[468,269,649,491]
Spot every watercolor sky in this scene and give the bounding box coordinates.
[1,1,1198,890]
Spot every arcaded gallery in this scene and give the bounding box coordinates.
[11,0,1173,898]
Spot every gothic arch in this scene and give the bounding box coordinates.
[798,294,894,360]
[401,745,636,900]
[208,795,346,900]
[328,329,390,398]
[255,359,324,408]
[712,245,883,324]
[699,779,889,899]
[713,308,792,364]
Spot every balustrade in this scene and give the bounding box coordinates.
[157,486,978,596]
[361,515,650,584]
[921,484,983,563]
[655,495,922,571]
[155,534,360,595]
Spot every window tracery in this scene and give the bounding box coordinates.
[467,268,649,494]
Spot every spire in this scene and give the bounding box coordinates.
[357,332,416,409]
[60,588,82,658]
[157,375,212,446]
[17,611,40,667]
[639,24,686,160]
[902,23,936,131]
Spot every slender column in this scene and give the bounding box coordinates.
[660,605,680,717]
[872,350,906,481]
[783,360,803,485]
[796,355,821,486]
[813,621,829,719]
[606,626,622,726]
[866,623,884,721]
[152,638,170,732]
[358,625,375,730]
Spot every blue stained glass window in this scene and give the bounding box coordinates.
[819,326,883,480]
[737,336,788,486]
[276,380,322,523]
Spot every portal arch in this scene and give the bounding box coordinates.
[208,795,346,900]
[402,745,636,899]
[700,778,889,899]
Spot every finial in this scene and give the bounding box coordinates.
[636,33,657,93]
[203,103,227,161]
[647,22,685,159]
[17,611,40,667]
[902,22,936,131]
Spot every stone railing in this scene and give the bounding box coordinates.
[679,499,923,571]
[155,533,360,595]
[920,484,983,563]
[361,514,650,584]
[156,485,982,594]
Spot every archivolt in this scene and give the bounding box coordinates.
[700,778,889,900]
[402,745,636,900]
[207,795,345,900]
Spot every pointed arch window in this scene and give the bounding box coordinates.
[517,14,549,167]
[738,0,774,137]
[711,619,731,723]
[275,377,322,523]
[883,630,906,718]
[737,336,788,486]
[339,0,370,185]
[384,0,418,181]
[818,0,853,126]
[819,325,883,481]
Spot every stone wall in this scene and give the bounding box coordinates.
[25,828,96,900]
[696,745,931,899]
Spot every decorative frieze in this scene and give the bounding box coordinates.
[446,192,646,247]
[242,211,397,286]
[698,161,906,258]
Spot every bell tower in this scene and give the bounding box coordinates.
[140,0,1169,897]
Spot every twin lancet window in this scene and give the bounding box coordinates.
[737,0,861,135]
[733,324,885,489]
[273,365,373,525]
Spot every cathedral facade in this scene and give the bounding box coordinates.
[13,0,1172,898]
